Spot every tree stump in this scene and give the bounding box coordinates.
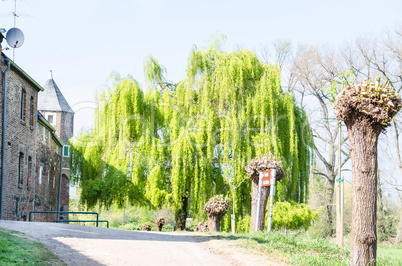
[196,222,209,232]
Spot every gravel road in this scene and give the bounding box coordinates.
[0,220,274,266]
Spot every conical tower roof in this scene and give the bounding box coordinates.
[38,70,74,113]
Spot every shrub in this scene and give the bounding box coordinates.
[271,201,321,231]
[236,215,251,233]
[119,223,142,231]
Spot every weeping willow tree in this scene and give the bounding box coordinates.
[71,39,312,230]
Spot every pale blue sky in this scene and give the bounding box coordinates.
[1,0,402,134]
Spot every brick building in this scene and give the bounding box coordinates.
[34,113,63,222]
[0,38,74,221]
[38,70,74,219]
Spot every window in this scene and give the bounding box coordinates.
[63,145,70,157]
[43,127,46,142]
[39,166,43,184]
[53,175,55,188]
[47,115,54,124]
[27,156,32,188]
[30,96,34,126]
[20,90,26,121]
[18,153,24,187]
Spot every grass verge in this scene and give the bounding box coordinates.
[200,231,402,265]
[0,228,66,265]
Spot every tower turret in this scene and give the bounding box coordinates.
[38,70,74,219]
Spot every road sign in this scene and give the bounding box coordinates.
[261,170,272,187]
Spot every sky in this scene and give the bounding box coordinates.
[1,0,401,136]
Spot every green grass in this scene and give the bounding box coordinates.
[378,242,402,266]
[0,228,66,265]
[201,231,402,265]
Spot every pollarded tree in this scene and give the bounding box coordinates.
[245,154,285,232]
[204,195,229,232]
[155,217,165,232]
[334,79,401,265]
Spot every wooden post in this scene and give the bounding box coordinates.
[231,185,235,234]
[336,122,344,248]
[255,172,263,232]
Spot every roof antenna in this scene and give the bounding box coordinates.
[13,0,17,27]
[1,0,28,61]
[12,0,18,60]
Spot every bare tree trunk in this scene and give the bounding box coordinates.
[207,213,225,232]
[325,180,335,237]
[347,121,381,266]
[250,180,270,232]
[396,207,402,243]
[392,122,402,243]
[175,196,188,231]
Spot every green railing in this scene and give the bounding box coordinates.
[29,211,102,227]
[52,219,109,228]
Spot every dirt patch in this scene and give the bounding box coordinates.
[203,238,288,266]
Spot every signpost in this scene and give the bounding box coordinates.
[231,185,235,234]
[261,170,272,187]
[255,169,277,232]
[336,122,344,248]
[267,169,277,232]
[255,171,263,232]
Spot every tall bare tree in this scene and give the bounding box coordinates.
[285,45,351,236]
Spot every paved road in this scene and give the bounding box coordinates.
[0,220,237,265]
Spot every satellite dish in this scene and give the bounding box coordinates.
[6,27,24,48]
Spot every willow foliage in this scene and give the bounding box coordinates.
[71,42,312,224]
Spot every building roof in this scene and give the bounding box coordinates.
[1,53,44,92]
[38,70,74,113]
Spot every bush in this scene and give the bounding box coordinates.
[271,201,321,231]
[118,223,142,231]
[163,224,173,231]
[236,215,251,233]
